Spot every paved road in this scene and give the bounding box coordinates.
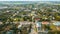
[30,22,38,34]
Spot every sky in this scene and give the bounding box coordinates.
[0,0,60,1]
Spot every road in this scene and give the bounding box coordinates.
[29,22,38,34]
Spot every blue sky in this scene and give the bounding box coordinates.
[0,0,60,1]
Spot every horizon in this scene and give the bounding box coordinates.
[0,0,60,1]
